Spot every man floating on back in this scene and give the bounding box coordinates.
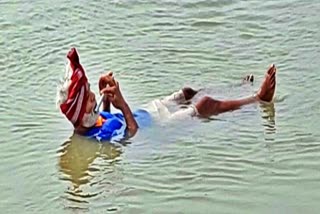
[57,48,276,141]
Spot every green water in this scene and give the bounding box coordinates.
[1,0,320,213]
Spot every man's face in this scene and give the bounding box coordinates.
[81,85,99,128]
[85,86,96,114]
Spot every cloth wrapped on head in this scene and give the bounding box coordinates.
[60,48,89,127]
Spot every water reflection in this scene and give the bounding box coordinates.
[260,102,276,136]
[58,134,122,208]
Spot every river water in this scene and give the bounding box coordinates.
[1,0,320,213]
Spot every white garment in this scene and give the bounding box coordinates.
[143,90,198,120]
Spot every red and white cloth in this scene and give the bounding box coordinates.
[60,48,89,127]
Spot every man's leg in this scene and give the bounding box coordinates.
[145,87,198,119]
[195,64,277,117]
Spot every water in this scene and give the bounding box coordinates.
[1,0,320,213]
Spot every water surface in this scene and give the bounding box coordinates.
[1,0,320,213]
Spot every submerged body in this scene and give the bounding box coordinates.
[84,109,152,141]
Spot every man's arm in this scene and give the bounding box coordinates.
[119,102,138,137]
[101,96,111,112]
[100,77,138,137]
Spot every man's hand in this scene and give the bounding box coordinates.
[98,71,114,112]
[100,78,127,110]
[100,75,138,137]
[99,71,114,92]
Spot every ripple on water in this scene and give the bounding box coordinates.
[1,0,320,213]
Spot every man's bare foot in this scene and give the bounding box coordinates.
[257,64,276,102]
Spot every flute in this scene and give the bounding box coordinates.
[94,94,104,113]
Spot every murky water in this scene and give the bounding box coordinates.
[1,0,320,213]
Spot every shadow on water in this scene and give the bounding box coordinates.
[57,134,123,210]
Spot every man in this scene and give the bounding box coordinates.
[57,48,276,141]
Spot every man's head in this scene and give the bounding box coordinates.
[57,48,99,128]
